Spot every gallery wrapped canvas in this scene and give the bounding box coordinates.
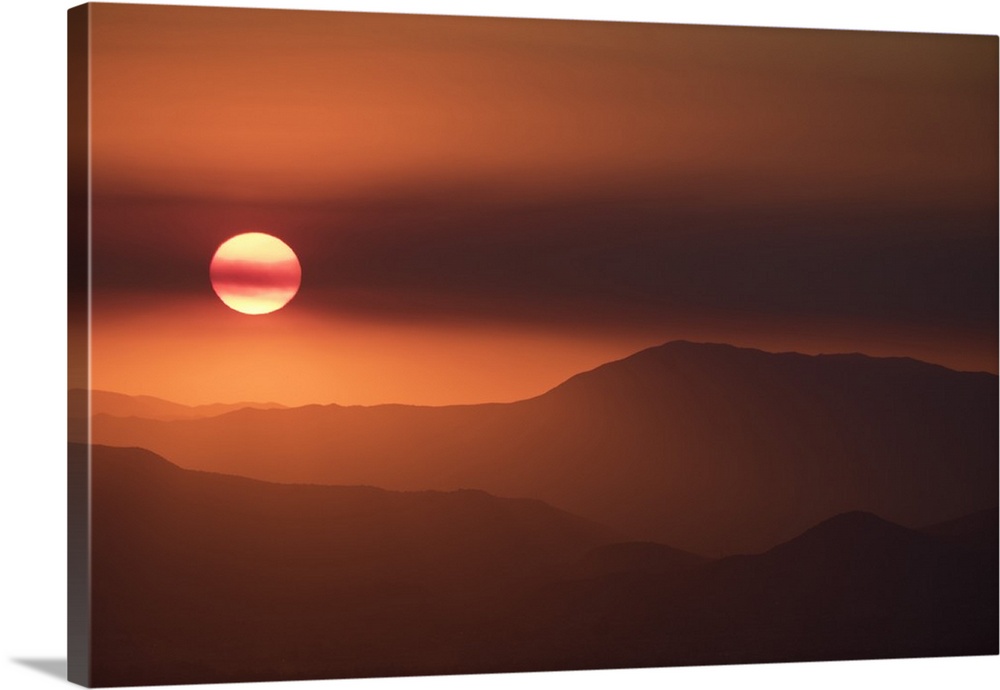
[67,2,998,687]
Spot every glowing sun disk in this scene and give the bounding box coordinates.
[210,232,302,315]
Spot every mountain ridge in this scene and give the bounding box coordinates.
[86,442,998,685]
[81,341,998,556]
[77,341,996,417]
[556,339,994,387]
[88,443,621,587]
[69,389,288,421]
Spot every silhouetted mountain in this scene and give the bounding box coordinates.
[921,507,999,553]
[490,510,997,670]
[86,341,998,555]
[689,508,998,661]
[87,443,618,686]
[757,509,940,565]
[69,389,287,421]
[85,445,996,685]
[90,443,616,592]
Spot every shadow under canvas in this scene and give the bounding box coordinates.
[12,658,68,682]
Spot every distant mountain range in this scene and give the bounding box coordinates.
[79,341,998,556]
[69,389,287,421]
[84,444,997,686]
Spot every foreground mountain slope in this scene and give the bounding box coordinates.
[86,341,998,555]
[87,443,618,685]
[494,511,997,670]
[86,444,997,685]
[89,443,616,592]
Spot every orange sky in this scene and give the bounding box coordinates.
[75,3,998,406]
[88,5,996,206]
[83,293,996,407]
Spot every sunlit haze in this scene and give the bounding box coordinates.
[77,4,997,407]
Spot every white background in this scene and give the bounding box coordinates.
[1,1,997,689]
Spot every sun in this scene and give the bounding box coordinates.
[209,232,302,315]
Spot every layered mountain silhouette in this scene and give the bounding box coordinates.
[87,443,620,686]
[493,511,998,671]
[921,508,999,553]
[85,444,997,686]
[69,389,287,421]
[81,341,998,555]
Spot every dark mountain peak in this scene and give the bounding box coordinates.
[540,340,736,398]
[794,509,900,537]
[762,510,939,565]
[553,339,990,391]
[634,340,931,365]
[644,339,751,355]
[539,340,995,428]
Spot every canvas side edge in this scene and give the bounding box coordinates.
[67,4,92,687]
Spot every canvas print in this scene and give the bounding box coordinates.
[67,3,998,687]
